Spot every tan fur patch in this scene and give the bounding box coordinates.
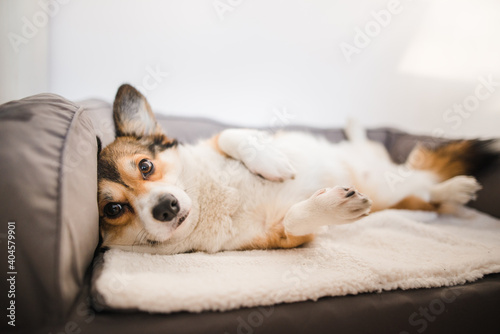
[113,154,167,195]
[100,218,143,248]
[407,141,471,181]
[98,180,135,248]
[98,180,128,211]
[389,195,440,212]
[241,220,314,250]
[207,133,228,157]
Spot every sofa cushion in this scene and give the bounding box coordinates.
[0,94,100,331]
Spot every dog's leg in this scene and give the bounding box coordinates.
[387,175,482,213]
[215,129,296,182]
[345,118,367,143]
[284,186,372,236]
[430,175,482,205]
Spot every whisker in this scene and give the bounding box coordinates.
[132,229,147,251]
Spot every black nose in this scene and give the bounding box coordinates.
[152,195,180,222]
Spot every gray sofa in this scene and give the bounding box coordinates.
[1,94,499,334]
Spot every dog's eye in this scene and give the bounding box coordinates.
[103,203,124,218]
[138,159,154,177]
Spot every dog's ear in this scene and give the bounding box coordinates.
[96,136,102,156]
[113,84,163,138]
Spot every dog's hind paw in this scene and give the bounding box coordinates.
[430,175,482,205]
[311,186,372,221]
[284,186,372,236]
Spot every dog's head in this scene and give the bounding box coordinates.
[98,84,193,250]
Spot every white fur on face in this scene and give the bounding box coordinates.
[135,184,193,242]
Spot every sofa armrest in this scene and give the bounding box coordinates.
[0,94,100,332]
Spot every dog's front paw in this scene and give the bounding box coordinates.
[311,186,372,221]
[243,146,296,182]
[219,129,296,182]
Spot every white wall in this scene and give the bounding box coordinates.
[3,0,500,138]
[0,0,49,103]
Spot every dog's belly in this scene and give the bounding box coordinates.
[181,131,394,252]
[219,133,354,249]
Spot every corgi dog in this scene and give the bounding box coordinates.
[98,84,498,254]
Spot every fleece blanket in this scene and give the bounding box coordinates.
[93,208,500,314]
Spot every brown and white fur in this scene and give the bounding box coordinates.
[98,84,499,255]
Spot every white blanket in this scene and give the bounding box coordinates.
[94,208,500,313]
